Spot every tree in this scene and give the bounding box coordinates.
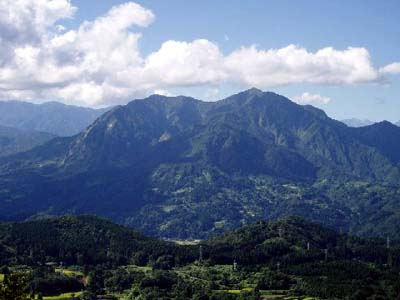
[87,268,106,295]
[0,273,29,300]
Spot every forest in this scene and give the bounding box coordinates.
[0,215,399,300]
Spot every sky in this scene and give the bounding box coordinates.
[0,0,399,122]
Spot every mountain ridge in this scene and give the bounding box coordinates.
[0,125,55,157]
[0,100,111,136]
[0,90,400,239]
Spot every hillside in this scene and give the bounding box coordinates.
[1,216,400,300]
[352,121,400,163]
[0,215,192,267]
[0,125,55,157]
[0,101,110,136]
[0,90,399,239]
[204,216,390,265]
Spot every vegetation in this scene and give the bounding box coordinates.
[0,273,30,300]
[0,215,400,299]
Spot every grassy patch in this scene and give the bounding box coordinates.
[124,265,152,273]
[43,291,82,300]
[55,268,84,277]
[173,239,201,245]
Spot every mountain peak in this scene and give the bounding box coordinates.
[365,120,397,130]
[376,120,395,126]
[245,87,263,95]
[222,88,267,105]
[235,87,265,100]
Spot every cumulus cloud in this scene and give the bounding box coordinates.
[0,1,154,104]
[380,62,400,75]
[293,92,331,105]
[143,39,226,86]
[225,45,381,86]
[0,1,398,106]
[0,0,76,44]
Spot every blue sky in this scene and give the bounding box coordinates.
[72,0,400,122]
[1,0,399,122]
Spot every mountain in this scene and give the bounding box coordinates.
[0,100,111,136]
[352,121,400,164]
[0,89,400,239]
[396,121,400,127]
[341,118,375,127]
[0,125,55,157]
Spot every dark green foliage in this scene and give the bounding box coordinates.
[0,273,30,300]
[31,272,83,296]
[0,215,197,267]
[1,215,400,299]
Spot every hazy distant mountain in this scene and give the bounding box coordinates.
[396,121,400,126]
[0,89,400,239]
[0,125,55,157]
[341,118,375,127]
[0,100,111,136]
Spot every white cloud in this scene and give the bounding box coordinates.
[0,1,154,105]
[153,89,172,97]
[380,62,400,75]
[224,45,380,86]
[0,1,399,107]
[293,92,331,105]
[143,39,226,87]
[0,0,76,42]
[0,0,76,68]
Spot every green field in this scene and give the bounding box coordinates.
[123,265,152,273]
[214,289,315,300]
[55,268,84,277]
[43,291,82,300]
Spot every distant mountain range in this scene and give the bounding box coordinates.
[341,118,400,128]
[0,89,399,239]
[0,100,110,136]
[0,125,55,157]
[341,118,375,127]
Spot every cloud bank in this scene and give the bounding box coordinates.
[0,0,399,106]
